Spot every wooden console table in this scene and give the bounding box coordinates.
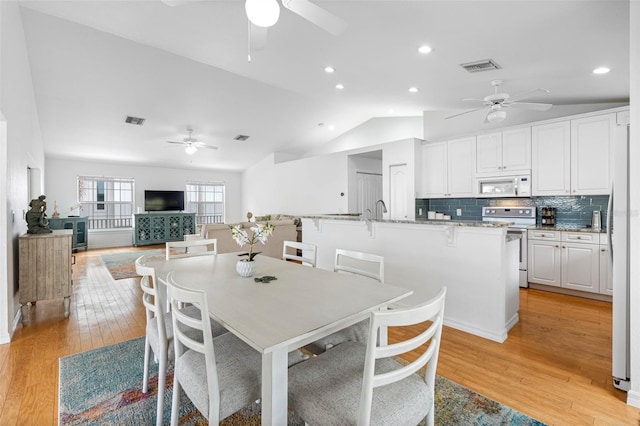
[19,230,73,324]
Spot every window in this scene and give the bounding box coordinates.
[78,176,134,229]
[185,182,225,225]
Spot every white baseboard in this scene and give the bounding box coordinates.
[0,309,22,344]
[627,390,640,408]
[443,317,508,344]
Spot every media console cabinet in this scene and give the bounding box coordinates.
[132,212,196,246]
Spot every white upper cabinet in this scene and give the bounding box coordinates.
[502,128,532,172]
[476,128,531,175]
[421,136,476,198]
[570,113,615,195]
[531,113,615,196]
[421,141,447,197]
[531,121,571,195]
[448,136,476,197]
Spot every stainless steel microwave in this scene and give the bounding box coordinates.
[476,174,531,197]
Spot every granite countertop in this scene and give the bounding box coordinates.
[528,225,607,234]
[301,215,513,228]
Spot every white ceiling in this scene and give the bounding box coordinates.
[17,0,630,171]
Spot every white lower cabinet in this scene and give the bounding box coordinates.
[528,230,607,295]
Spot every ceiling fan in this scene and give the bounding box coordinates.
[161,0,347,53]
[446,80,553,123]
[166,129,218,155]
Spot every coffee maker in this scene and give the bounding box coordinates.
[591,210,602,231]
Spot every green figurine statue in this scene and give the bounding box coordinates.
[26,195,52,234]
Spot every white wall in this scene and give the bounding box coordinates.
[242,152,349,216]
[627,0,640,409]
[45,157,243,247]
[304,116,423,157]
[0,1,46,342]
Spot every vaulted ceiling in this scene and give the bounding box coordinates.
[18,0,630,171]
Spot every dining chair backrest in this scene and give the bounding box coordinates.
[166,238,218,260]
[135,255,168,326]
[359,286,447,425]
[282,240,317,267]
[166,272,220,423]
[334,249,384,283]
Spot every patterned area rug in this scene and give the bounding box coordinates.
[100,250,165,280]
[59,337,546,425]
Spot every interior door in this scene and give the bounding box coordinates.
[356,172,382,216]
[389,164,408,220]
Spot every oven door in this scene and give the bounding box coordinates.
[507,228,528,288]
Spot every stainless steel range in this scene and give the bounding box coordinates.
[482,207,536,288]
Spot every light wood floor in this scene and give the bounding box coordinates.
[1,246,639,425]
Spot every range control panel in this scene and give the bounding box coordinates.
[482,207,536,219]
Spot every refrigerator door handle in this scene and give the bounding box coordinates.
[607,185,613,262]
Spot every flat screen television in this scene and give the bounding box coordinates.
[144,190,185,212]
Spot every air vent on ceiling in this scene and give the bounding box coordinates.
[460,59,501,73]
[233,134,250,141]
[125,116,146,125]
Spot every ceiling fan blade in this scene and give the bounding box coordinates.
[509,88,550,103]
[250,23,268,51]
[445,108,486,120]
[194,142,219,150]
[508,102,553,111]
[281,0,347,36]
[166,141,185,145]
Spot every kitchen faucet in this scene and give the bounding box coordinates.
[375,199,387,220]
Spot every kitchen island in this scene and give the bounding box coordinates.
[301,215,519,343]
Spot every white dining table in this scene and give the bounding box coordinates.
[147,252,412,426]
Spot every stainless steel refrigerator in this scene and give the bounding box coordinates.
[611,112,630,391]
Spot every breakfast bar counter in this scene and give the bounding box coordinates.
[301,216,520,343]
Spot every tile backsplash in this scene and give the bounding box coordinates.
[416,195,609,228]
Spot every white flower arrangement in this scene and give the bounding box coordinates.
[229,222,275,261]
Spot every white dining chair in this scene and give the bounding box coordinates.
[166,272,263,426]
[165,238,218,260]
[304,249,384,355]
[135,256,227,426]
[288,287,447,426]
[282,240,317,267]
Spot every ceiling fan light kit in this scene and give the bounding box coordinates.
[245,0,281,28]
[486,109,507,123]
[185,144,198,155]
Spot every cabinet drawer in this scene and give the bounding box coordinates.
[528,230,561,241]
[599,234,608,245]
[562,232,599,243]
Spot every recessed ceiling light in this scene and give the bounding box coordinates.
[328,125,335,131]
[418,45,432,54]
[324,66,335,73]
[408,87,419,93]
[388,109,395,114]
[335,84,344,90]
[593,67,610,74]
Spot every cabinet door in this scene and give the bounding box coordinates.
[528,240,561,287]
[421,142,448,198]
[448,136,476,197]
[531,121,571,195]
[476,133,502,174]
[600,245,613,295]
[561,242,600,293]
[502,127,531,172]
[570,113,615,195]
